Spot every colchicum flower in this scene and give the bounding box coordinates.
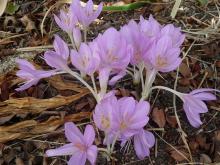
[54,9,78,33]
[160,24,185,48]
[16,59,55,91]
[95,27,132,96]
[44,35,70,71]
[145,35,181,73]
[46,122,97,165]
[71,43,100,76]
[71,0,103,28]
[133,129,155,159]
[182,88,217,127]
[120,20,149,65]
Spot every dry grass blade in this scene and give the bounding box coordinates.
[0,89,89,116]
[0,0,8,16]
[171,0,182,19]
[0,112,91,143]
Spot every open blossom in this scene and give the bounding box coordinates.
[160,24,185,48]
[95,27,132,94]
[146,35,181,72]
[16,59,55,91]
[139,15,161,39]
[46,122,97,165]
[120,20,150,65]
[44,35,70,71]
[133,129,155,159]
[71,0,103,28]
[113,97,150,141]
[182,89,217,128]
[54,9,78,33]
[71,43,100,75]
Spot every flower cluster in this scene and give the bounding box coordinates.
[15,0,219,164]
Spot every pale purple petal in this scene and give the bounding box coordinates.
[68,152,86,165]
[53,35,69,60]
[87,145,98,165]
[65,122,84,143]
[83,125,95,146]
[108,71,126,86]
[46,143,76,157]
[15,79,39,91]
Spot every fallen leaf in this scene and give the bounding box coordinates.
[152,107,166,128]
[0,112,91,143]
[0,89,89,117]
[15,158,25,165]
[213,130,220,162]
[179,62,191,78]
[166,115,177,128]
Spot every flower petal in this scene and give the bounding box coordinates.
[46,143,77,157]
[87,145,98,165]
[68,152,86,165]
[83,125,95,146]
[65,122,84,143]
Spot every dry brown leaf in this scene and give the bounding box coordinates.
[0,89,89,117]
[0,112,90,143]
[179,62,191,78]
[152,107,166,128]
[214,130,220,162]
[166,115,177,128]
[48,75,83,92]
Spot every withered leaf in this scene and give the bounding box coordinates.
[0,112,91,143]
[179,62,191,78]
[0,89,89,116]
[170,149,189,162]
[152,107,166,128]
[166,115,177,128]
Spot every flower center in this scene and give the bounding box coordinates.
[74,142,87,152]
[156,56,167,67]
[101,115,110,129]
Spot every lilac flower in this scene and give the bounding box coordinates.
[44,35,70,71]
[113,97,150,141]
[120,20,150,65]
[139,15,161,39]
[46,122,97,165]
[71,0,103,28]
[71,43,100,76]
[54,9,78,33]
[133,129,155,159]
[94,28,132,94]
[182,89,217,128]
[93,92,117,144]
[161,24,185,48]
[16,59,55,91]
[72,27,82,49]
[146,35,181,72]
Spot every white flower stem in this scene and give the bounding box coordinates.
[150,86,183,99]
[110,132,119,153]
[138,65,144,90]
[91,73,98,95]
[66,68,98,101]
[140,68,157,101]
[68,32,77,50]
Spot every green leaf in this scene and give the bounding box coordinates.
[5,2,20,15]
[197,0,208,6]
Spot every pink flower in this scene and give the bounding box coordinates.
[44,35,70,71]
[161,24,185,48]
[133,129,155,159]
[94,27,132,94]
[182,89,217,128]
[54,9,78,33]
[16,59,55,91]
[46,122,97,165]
[145,35,181,72]
[120,20,150,65]
[113,97,150,141]
[71,0,103,28]
[71,43,100,76]
[139,15,161,39]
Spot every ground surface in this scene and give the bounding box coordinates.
[0,0,220,165]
